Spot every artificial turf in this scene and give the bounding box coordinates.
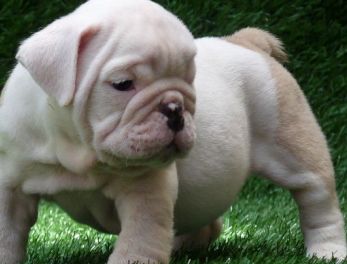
[1,0,347,263]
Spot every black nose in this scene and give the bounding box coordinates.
[160,102,185,132]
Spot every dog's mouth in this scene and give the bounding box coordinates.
[94,109,196,171]
[125,140,182,162]
[97,137,191,173]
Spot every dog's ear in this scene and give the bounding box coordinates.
[16,16,100,106]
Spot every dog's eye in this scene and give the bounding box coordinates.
[111,80,134,91]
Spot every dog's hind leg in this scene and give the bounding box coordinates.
[173,218,222,253]
[225,27,347,260]
[251,58,346,259]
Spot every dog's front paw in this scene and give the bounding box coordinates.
[307,243,347,261]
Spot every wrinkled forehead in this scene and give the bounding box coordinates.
[118,17,196,62]
[119,4,196,54]
[81,0,195,46]
[77,0,196,80]
[89,0,196,63]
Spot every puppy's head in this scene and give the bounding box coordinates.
[16,0,197,169]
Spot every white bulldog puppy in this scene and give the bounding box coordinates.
[0,0,345,263]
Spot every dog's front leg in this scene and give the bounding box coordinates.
[106,163,178,264]
[0,187,38,264]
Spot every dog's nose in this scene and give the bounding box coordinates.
[160,102,185,132]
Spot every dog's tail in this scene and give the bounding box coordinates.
[223,27,288,64]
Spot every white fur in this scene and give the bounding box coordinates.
[0,0,345,263]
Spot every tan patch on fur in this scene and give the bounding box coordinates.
[269,58,335,191]
[223,27,288,64]
[224,27,335,191]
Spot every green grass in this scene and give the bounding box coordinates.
[1,0,347,263]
